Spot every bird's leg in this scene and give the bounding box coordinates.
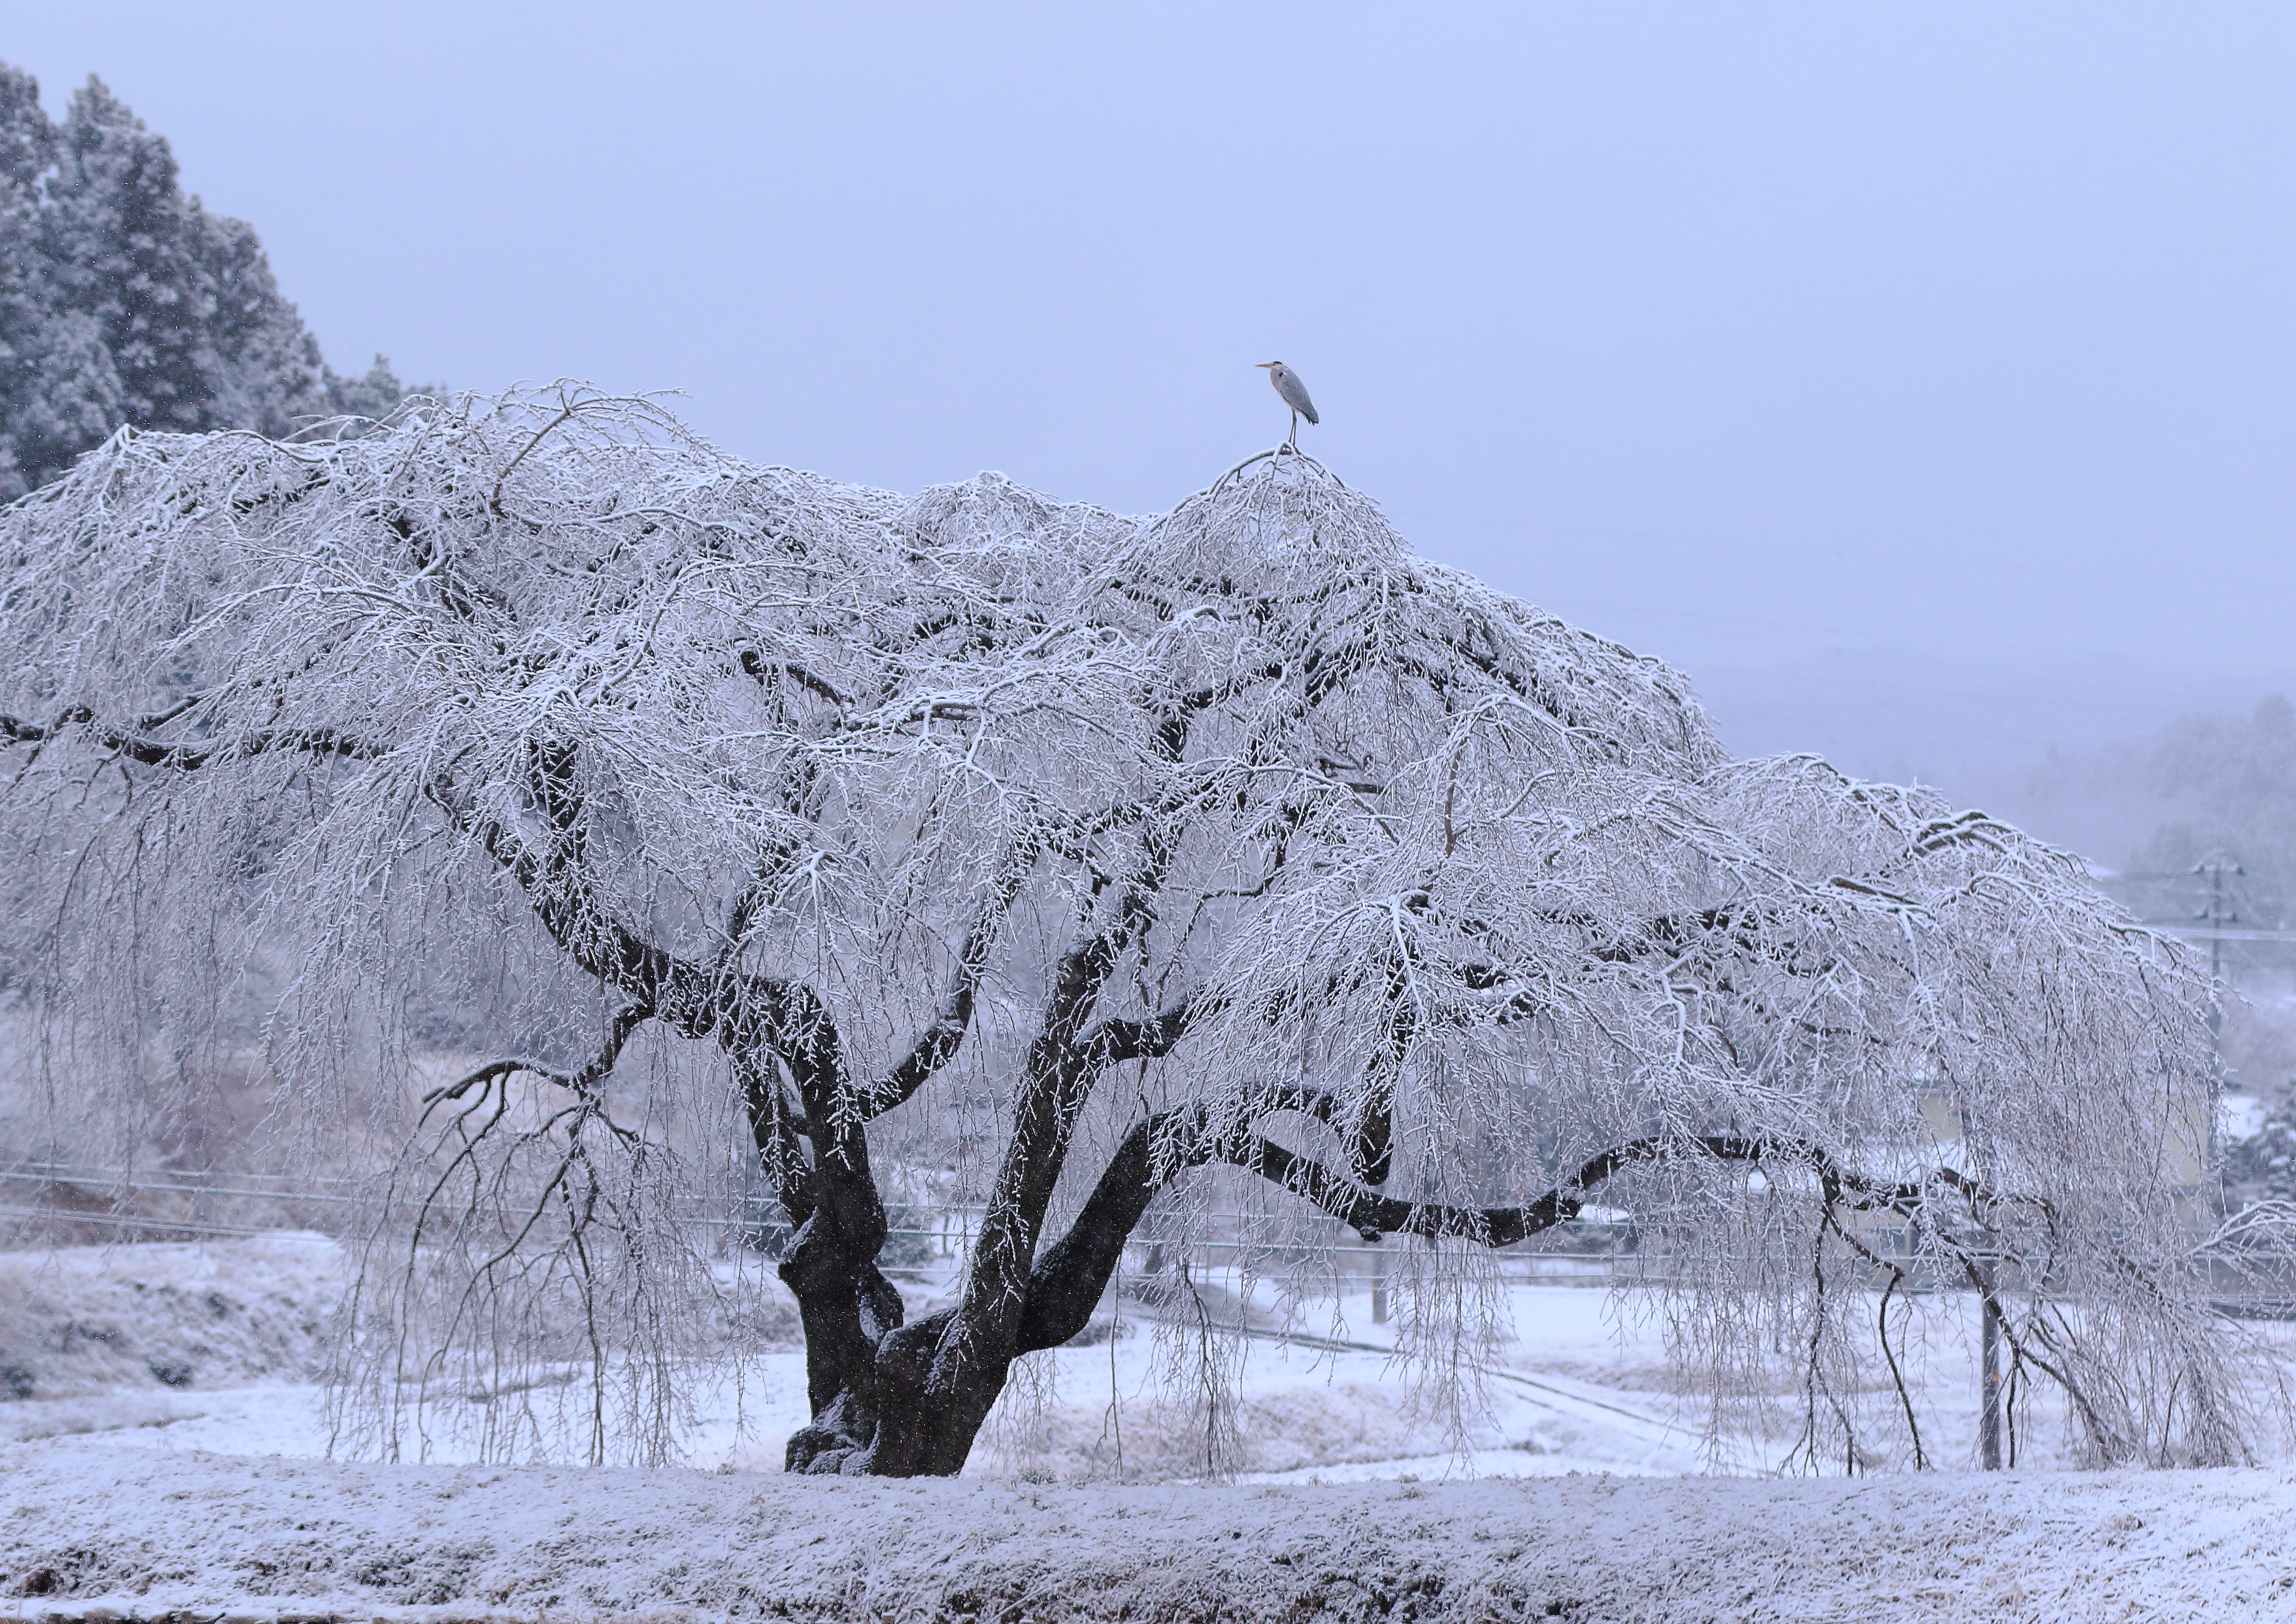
[1286,408,1298,450]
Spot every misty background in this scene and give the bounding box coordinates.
[8,4,2293,922]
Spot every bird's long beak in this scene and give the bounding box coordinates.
[1255,362,1275,369]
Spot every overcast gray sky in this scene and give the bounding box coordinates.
[12,3,2294,805]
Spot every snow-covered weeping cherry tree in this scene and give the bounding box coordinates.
[0,390,2253,1475]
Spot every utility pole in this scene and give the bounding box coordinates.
[2194,851,2243,1075]
[1978,1259,2003,1470]
[1962,1097,2005,1470]
[2191,852,2246,1222]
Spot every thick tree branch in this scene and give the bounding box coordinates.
[740,647,852,712]
[1015,1108,1206,1352]
[1079,991,1216,1065]
[0,706,385,770]
[1223,1132,1918,1245]
[736,1053,815,1221]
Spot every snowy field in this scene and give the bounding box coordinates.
[5,1235,2296,1620]
[0,1232,2098,1481]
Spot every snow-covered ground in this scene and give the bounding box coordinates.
[0,1237,1719,1480]
[7,1236,2296,1619]
[10,1444,2296,1620]
[0,1235,2022,1480]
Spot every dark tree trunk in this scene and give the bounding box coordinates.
[779,1264,1030,1476]
[774,1097,1173,1476]
[775,1196,907,1472]
[762,1111,1784,1475]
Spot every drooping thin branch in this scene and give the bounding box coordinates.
[1822,1205,1927,1470]
[852,833,1043,1120]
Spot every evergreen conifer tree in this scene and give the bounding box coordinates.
[0,62,414,498]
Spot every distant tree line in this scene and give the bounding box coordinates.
[2022,695,2296,938]
[0,61,416,501]
[2018,695,2296,1207]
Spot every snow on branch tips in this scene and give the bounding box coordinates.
[0,386,2246,1475]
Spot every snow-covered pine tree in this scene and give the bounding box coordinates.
[0,63,116,500]
[321,353,417,422]
[0,69,42,498]
[43,77,245,440]
[0,62,413,498]
[0,390,2262,1477]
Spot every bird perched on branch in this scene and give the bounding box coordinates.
[1256,361,1318,449]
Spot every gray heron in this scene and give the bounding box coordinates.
[1256,361,1319,448]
